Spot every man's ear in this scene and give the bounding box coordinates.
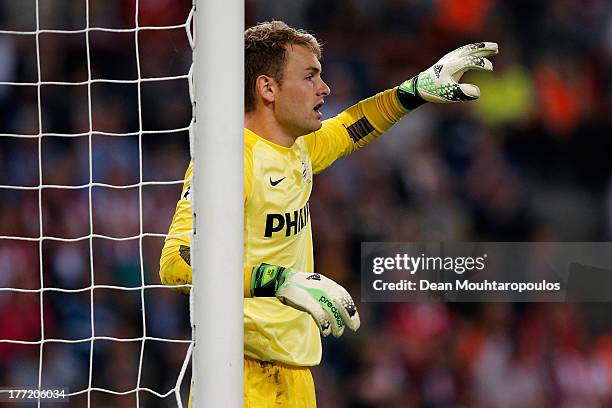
[255,75,277,104]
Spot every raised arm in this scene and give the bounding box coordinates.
[305,42,499,174]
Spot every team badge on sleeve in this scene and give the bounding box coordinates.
[182,185,192,201]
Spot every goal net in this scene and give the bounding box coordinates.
[0,0,195,406]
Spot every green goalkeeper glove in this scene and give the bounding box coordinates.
[250,263,360,338]
[397,42,499,110]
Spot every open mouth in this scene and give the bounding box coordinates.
[313,102,324,115]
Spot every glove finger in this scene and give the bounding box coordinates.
[455,42,499,58]
[451,56,493,82]
[458,83,480,100]
[320,283,361,334]
[277,286,333,337]
[468,42,498,57]
[318,296,346,338]
[334,293,361,332]
[462,56,493,72]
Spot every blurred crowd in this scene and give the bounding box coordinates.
[0,0,611,406]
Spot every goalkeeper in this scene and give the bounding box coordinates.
[160,20,497,407]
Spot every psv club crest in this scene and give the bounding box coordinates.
[301,159,312,184]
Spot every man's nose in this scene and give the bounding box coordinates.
[318,79,331,97]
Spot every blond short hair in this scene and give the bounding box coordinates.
[244,21,322,112]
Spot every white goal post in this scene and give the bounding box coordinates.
[191,0,244,407]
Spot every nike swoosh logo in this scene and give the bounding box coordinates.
[269,177,286,186]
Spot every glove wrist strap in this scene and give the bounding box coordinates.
[397,75,426,111]
[251,263,288,297]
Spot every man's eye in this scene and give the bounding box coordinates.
[306,75,313,80]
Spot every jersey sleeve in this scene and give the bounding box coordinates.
[244,135,254,204]
[159,154,257,298]
[303,87,407,174]
[159,162,194,294]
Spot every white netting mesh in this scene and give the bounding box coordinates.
[0,0,195,406]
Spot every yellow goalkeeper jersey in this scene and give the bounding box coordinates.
[159,88,406,366]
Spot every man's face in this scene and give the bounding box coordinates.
[273,44,330,137]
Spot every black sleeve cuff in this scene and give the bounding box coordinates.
[397,76,427,111]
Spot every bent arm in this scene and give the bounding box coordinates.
[159,162,194,294]
[159,160,256,297]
